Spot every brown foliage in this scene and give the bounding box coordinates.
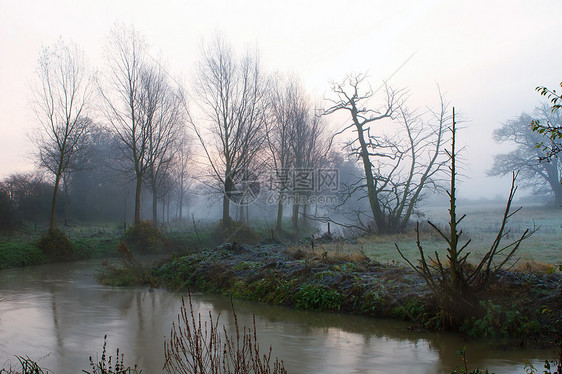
[164,293,287,374]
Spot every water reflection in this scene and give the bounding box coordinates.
[0,261,551,373]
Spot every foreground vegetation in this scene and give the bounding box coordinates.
[1,293,287,374]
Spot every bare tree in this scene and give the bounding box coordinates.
[491,107,562,207]
[191,35,267,223]
[266,74,304,230]
[100,24,151,224]
[289,106,329,230]
[31,39,93,233]
[266,74,330,231]
[140,63,186,225]
[397,109,534,324]
[324,74,448,234]
[171,135,192,224]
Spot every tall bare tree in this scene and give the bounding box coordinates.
[290,106,329,230]
[171,135,192,223]
[325,74,448,234]
[100,24,150,224]
[266,74,330,231]
[266,74,304,230]
[192,35,267,223]
[140,63,186,225]
[31,39,93,233]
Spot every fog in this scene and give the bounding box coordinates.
[1,1,561,201]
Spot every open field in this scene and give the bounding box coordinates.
[314,204,562,269]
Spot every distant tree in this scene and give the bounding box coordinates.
[532,82,562,160]
[170,135,192,223]
[191,35,267,223]
[30,39,93,232]
[140,63,185,225]
[69,125,129,222]
[324,74,449,234]
[101,24,183,225]
[1,172,52,223]
[0,186,17,231]
[289,104,329,230]
[266,74,299,230]
[490,107,562,207]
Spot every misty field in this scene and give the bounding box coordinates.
[319,203,561,269]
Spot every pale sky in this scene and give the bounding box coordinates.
[1,0,561,199]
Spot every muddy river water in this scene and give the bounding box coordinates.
[0,260,554,373]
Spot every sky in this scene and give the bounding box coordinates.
[1,0,561,199]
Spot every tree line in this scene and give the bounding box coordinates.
[1,24,560,235]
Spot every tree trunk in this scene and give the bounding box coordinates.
[152,188,158,226]
[63,175,69,227]
[301,203,308,227]
[275,191,283,231]
[134,175,142,224]
[49,173,62,233]
[357,126,386,233]
[239,203,245,224]
[222,194,231,223]
[292,202,299,231]
[166,197,170,223]
[223,173,233,223]
[178,190,183,224]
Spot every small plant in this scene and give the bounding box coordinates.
[0,355,52,374]
[37,228,75,261]
[391,299,425,321]
[450,347,491,374]
[163,292,287,374]
[293,284,341,312]
[214,219,259,244]
[396,109,534,326]
[83,335,141,374]
[97,243,155,287]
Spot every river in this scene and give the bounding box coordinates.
[0,260,554,373]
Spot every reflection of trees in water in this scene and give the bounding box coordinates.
[194,294,550,374]
[4,264,552,374]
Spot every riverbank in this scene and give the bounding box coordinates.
[0,224,122,269]
[99,240,562,345]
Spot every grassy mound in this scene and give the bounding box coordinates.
[124,221,167,253]
[37,229,75,261]
[214,218,259,244]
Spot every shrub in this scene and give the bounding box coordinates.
[214,219,259,244]
[84,335,141,374]
[293,284,341,311]
[37,229,75,262]
[0,191,19,232]
[124,221,166,253]
[164,293,287,374]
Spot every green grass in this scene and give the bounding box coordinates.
[0,222,123,269]
[314,204,562,268]
[0,241,46,269]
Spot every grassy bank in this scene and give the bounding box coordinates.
[0,219,311,270]
[99,241,562,344]
[0,223,123,269]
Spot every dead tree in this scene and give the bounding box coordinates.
[396,108,534,325]
[31,39,93,233]
[325,74,447,234]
